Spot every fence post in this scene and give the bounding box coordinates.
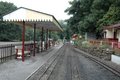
[1,47,3,63]
[111,42,114,48]
[4,45,8,61]
[3,46,5,62]
[10,44,12,59]
[100,41,103,45]
[0,47,2,63]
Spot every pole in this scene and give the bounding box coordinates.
[33,23,36,56]
[49,30,51,48]
[41,27,44,52]
[22,21,25,62]
[46,29,48,50]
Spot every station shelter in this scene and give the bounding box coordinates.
[2,7,63,61]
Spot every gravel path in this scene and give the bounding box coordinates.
[33,43,120,80]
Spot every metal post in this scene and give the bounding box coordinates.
[49,30,51,48]
[0,48,2,63]
[33,23,36,56]
[22,21,25,62]
[46,29,48,50]
[41,27,44,52]
[1,47,3,63]
[3,48,5,62]
[10,44,12,59]
[5,46,6,61]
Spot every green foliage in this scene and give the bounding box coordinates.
[50,32,59,41]
[99,44,111,49]
[0,1,17,19]
[25,27,34,41]
[0,1,23,41]
[81,41,90,48]
[58,20,71,40]
[65,0,119,38]
[97,2,120,31]
[0,21,22,41]
[65,0,95,34]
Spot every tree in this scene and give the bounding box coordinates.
[0,1,17,19]
[97,0,120,31]
[65,0,94,34]
[58,20,71,40]
[0,1,22,41]
[65,0,113,38]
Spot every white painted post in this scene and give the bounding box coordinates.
[100,41,103,45]
[111,42,114,48]
[85,32,87,41]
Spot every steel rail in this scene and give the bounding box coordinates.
[40,46,66,80]
[74,48,120,78]
[26,45,65,80]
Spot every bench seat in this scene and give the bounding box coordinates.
[15,46,31,59]
[17,51,31,55]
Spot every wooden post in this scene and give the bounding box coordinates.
[46,29,48,50]
[22,21,25,62]
[33,23,36,56]
[41,27,44,52]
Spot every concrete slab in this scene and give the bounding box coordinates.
[111,55,120,65]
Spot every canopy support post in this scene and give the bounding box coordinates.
[49,30,51,48]
[22,21,25,62]
[33,23,36,56]
[41,27,44,52]
[46,29,48,50]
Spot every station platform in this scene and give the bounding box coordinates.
[0,44,63,80]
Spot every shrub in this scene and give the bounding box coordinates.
[81,41,90,48]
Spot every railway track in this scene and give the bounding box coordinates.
[39,46,66,80]
[71,49,81,80]
[47,44,81,80]
[74,48,120,78]
[26,44,120,80]
[26,44,66,80]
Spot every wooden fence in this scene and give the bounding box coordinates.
[89,40,119,48]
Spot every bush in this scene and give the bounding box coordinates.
[99,44,112,49]
[81,41,90,48]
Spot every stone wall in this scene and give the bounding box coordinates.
[78,46,114,61]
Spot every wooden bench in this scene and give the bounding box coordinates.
[15,46,31,59]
